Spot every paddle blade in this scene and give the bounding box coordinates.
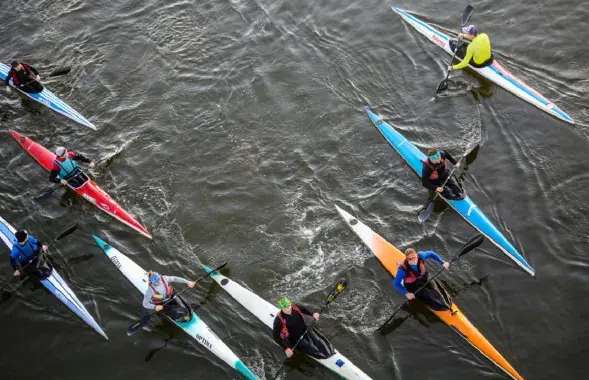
[465,144,480,167]
[127,315,151,336]
[54,222,79,241]
[34,186,58,201]
[436,79,450,93]
[325,278,347,305]
[417,202,435,223]
[49,67,71,77]
[457,234,485,257]
[461,5,475,27]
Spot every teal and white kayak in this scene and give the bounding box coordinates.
[202,266,374,380]
[365,108,535,276]
[391,6,574,124]
[0,63,96,130]
[0,217,107,339]
[92,236,259,380]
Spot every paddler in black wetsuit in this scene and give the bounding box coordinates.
[4,60,44,94]
[272,297,335,360]
[422,148,465,201]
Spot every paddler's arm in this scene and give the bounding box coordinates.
[393,267,408,295]
[421,165,438,191]
[452,43,475,70]
[142,288,157,310]
[24,64,39,76]
[163,275,197,288]
[70,152,92,164]
[441,150,458,165]
[298,304,320,320]
[419,251,450,269]
[48,163,62,183]
[272,316,290,348]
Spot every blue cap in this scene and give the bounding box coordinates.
[149,273,161,284]
[462,25,479,35]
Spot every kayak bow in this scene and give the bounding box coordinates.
[335,205,524,380]
[93,236,259,380]
[365,108,534,276]
[10,130,152,239]
[202,267,374,380]
[0,216,107,340]
[391,6,574,124]
[0,63,96,130]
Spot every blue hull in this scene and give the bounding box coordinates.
[365,108,534,276]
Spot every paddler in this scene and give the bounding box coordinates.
[49,147,96,188]
[4,60,44,94]
[394,248,450,311]
[273,297,335,359]
[9,230,52,280]
[422,148,465,200]
[448,25,494,70]
[142,271,197,322]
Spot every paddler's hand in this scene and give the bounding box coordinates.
[155,305,164,312]
[6,86,11,93]
[88,161,96,168]
[448,65,454,71]
[435,187,444,193]
[454,162,460,169]
[13,270,20,277]
[285,348,294,358]
[42,244,48,252]
[35,75,41,81]
[406,293,415,300]
[60,179,68,186]
[443,261,450,270]
[188,281,197,288]
[312,312,320,320]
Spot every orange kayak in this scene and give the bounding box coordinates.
[335,205,523,380]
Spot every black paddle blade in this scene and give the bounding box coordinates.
[127,315,151,336]
[49,67,71,77]
[326,278,347,305]
[436,79,450,93]
[465,144,480,167]
[54,222,79,241]
[461,5,475,27]
[34,186,58,201]
[457,234,485,257]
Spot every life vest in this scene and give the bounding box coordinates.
[149,277,174,305]
[54,156,80,180]
[401,257,427,284]
[278,304,304,339]
[423,158,446,180]
[10,64,34,86]
[11,239,39,263]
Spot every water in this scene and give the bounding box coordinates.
[1,0,588,379]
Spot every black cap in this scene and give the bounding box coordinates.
[15,230,27,243]
[11,60,19,68]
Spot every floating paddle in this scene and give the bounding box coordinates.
[126,262,228,336]
[436,5,475,93]
[417,144,480,223]
[0,222,79,292]
[272,278,347,380]
[376,234,484,332]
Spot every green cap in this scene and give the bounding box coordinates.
[277,297,292,310]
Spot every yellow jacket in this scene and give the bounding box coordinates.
[452,33,492,69]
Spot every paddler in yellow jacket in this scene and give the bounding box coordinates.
[448,25,494,70]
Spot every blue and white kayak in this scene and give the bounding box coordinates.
[391,6,574,125]
[365,108,535,276]
[202,266,374,380]
[0,63,96,130]
[92,236,260,380]
[0,216,107,339]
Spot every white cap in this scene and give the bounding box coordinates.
[55,147,67,156]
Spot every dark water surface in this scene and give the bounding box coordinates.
[1,0,588,379]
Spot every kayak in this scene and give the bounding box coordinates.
[92,236,260,380]
[10,130,152,239]
[335,205,524,380]
[0,63,97,130]
[391,6,574,125]
[0,216,108,340]
[365,108,534,276]
[202,267,374,380]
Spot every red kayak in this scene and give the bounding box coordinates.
[10,130,152,239]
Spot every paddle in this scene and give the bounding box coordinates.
[417,144,480,223]
[0,222,79,292]
[272,278,347,380]
[48,67,71,77]
[436,5,475,93]
[126,262,228,336]
[376,234,484,332]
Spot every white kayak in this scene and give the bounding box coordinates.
[93,236,260,380]
[0,217,107,339]
[202,266,374,380]
[0,63,96,130]
[391,6,574,124]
